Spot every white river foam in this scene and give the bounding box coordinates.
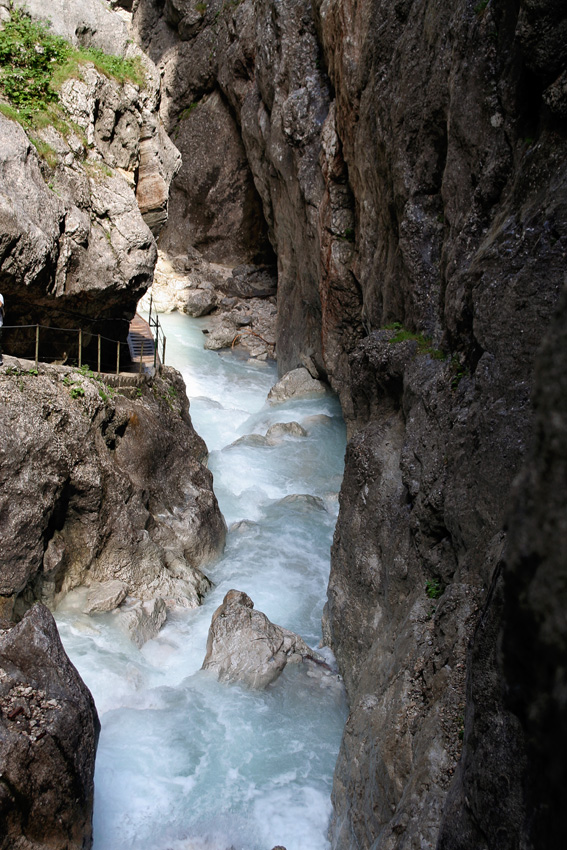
[56,311,348,850]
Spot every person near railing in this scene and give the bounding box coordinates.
[0,293,4,366]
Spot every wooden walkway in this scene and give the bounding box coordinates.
[127,313,157,373]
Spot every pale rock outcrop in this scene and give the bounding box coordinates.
[267,367,327,404]
[7,0,130,56]
[0,1,180,357]
[83,580,129,614]
[115,596,167,649]
[265,421,307,440]
[202,590,322,689]
[0,361,225,624]
[0,604,99,850]
[185,289,218,318]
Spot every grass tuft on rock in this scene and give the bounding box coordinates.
[0,5,145,139]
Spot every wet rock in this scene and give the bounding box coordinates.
[267,368,327,404]
[116,597,167,649]
[204,321,238,351]
[0,604,99,850]
[265,421,307,440]
[83,580,129,614]
[0,362,225,620]
[202,590,322,689]
[184,289,218,317]
[278,494,327,512]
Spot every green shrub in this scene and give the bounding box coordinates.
[0,5,145,139]
[425,578,443,600]
[0,7,70,111]
[385,324,445,360]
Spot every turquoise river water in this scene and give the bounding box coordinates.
[55,311,348,850]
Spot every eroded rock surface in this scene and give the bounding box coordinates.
[0,4,179,359]
[0,360,225,624]
[0,604,99,850]
[202,590,322,689]
[267,368,327,404]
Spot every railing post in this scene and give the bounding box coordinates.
[78,329,82,368]
[162,335,166,366]
[35,325,39,367]
[97,335,101,373]
[116,339,120,375]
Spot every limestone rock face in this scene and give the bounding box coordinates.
[437,283,567,850]
[202,590,321,689]
[83,580,129,614]
[267,368,327,404]
[0,5,180,354]
[6,0,130,56]
[132,0,331,372]
[0,362,225,623]
[315,0,567,846]
[0,603,99,850]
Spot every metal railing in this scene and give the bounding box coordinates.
[147,295,166,370]
[1,314,166,374]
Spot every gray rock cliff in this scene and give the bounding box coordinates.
[0,361,225,623]
[0,0,565,848]
[128,0,567,847]
[0,603,100,850]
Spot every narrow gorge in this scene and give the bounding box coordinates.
[0,1,565,849]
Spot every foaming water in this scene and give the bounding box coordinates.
[55,310,348,850]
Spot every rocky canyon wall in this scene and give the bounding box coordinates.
[0,4,225,845]
[0,0,565,848]
[129,0,567,847]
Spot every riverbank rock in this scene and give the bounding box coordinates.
[141,251,277,360]
[267,368,327,404]
[0,603,99,850]
[202,590,322,689]
[0,360,225,628]
[83,580,129,614]
[115,596,167,648]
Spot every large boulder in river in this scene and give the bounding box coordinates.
[202,590,320,689]
[267,368,327,404]
[0,603,99,850]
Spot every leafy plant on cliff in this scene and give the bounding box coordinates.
[0,5,144,143]
[425,578,443,600]
[384,323,445,360]
[0,6,70,111]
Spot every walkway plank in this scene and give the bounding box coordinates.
[127,313,157,372]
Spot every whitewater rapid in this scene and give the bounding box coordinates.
[55,311,347,850]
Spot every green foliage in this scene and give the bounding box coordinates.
[0,5,144,145]
[69,384,85,399]
[450,355,469,390]
[28,134,57,167]
[0,6,70,111]
[474,0,489,15]
[51,47,145,91]
[77,364,94,378]
[195,1,207,12]
[425,578,443,600]
[386,324,445,359]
